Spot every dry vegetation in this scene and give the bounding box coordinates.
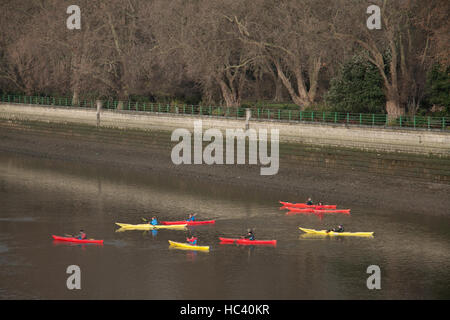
[0,0,448,116]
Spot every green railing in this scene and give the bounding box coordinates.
[1,94,449,131]
[252,108,449,130]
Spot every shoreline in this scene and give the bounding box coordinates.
[1,118,449,217]
[1,103,450,156]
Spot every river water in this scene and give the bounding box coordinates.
[0,153,449,300]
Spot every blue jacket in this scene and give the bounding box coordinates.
[187,237,197,245]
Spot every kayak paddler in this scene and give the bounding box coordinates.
[306,197,313,205]
[241,229,255,241]
[327,224,344,233]
[150,216,158,225]
[186,236,198,245]
[186,214,196,222]
[76,230,86,240]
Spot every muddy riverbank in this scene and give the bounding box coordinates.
[1,118,449,217]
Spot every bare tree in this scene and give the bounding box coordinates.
[153,0,255,107]
[0,0,447,112]
[332,0,448,117]
[228,0,334,109]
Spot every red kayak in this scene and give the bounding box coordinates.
[285,211,326,220]
[279,201,337,209]
[287,208,351,215]
[314,209,350,214]
[286,208,315,213]
[161,220,215,226]
[219,237,277,246]
[52,235,104,244]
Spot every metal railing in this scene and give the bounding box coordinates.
[1,94,449,131]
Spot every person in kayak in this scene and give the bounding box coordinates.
[76,230,86,240]
[306,197,313,205]
[186,214,196,222]
[186,236,198,245]
[241,229,255,241]
[150,216,158,225]
[327,225,344,233]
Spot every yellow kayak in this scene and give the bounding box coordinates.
[299,227,374,237]
[168,240,210,251]
[115,223,187,230]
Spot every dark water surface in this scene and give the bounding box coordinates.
[0,153,449,299]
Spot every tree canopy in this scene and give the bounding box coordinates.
[0,0,448,116]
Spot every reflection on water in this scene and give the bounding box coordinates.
[0,153,449,299]
[168,246,209,253]
[52,241,104,248]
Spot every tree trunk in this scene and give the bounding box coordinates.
[72,88,80,106]
[269,70,284,102]
[70,52,81,106]
[218,78,240,107]
[386,100,404,118]
[274,60,312,108]
[385,87,405,118]
[307,57,322,104]
[254,70,263,101]
[293,66,309,103]
[221,89,240,107]
[273,78,283,102]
